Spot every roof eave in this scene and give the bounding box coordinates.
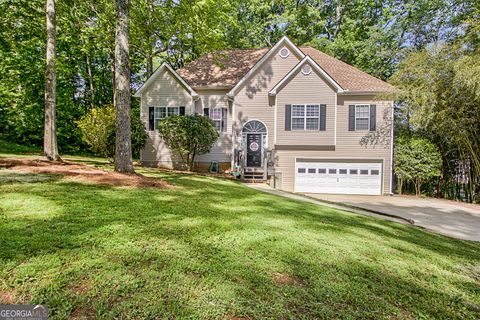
[193,85,233,91]
[338,89,398,96]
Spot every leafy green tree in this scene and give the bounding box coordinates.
[76,104,146,159]
[391,42,480,202]
[156,114,219,171]
[394,136,442,196]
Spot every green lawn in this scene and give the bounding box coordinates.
[0,157,479,319]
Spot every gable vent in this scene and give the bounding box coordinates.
[279,47,290,59]
[302,64,312,75]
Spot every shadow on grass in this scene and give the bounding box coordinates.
[0,170,479,318]
[0,171,61,184]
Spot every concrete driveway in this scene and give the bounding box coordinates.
[306,193,480,242]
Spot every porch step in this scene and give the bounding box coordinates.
[242,172,265,183]
[243,179,266,183]
[242,167,266,182]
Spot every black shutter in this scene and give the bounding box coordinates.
[203,108,209,117]
[348,105,355,131]
[149,107,155,131]
[319,104,326,131]
[179,106,185,115]
[221,108,227,132]
[369,104,376,131]
[285,104,292,131]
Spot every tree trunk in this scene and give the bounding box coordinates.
[189,147,197,172]
[415,179,422,196]
[85,53,95,109]
[146,52,153,78]
[146,0,154,77]
[114,0,134,174]
[44,0,60,161]
[109,48,116,106]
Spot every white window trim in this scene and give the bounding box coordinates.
[154,106,180,129]
[209,108,223,132]
[291,104,320,131]
[354,104,370,131]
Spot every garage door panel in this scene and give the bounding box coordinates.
[295,161,382,195]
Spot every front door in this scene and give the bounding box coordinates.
[246,133,262,167]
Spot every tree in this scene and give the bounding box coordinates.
[114,0,134,173]
[391,42,480,202]
[156,114,219,171]
[76,104,147,159]
[394,136,442,196]
[44,0,60,161]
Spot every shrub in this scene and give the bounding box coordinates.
[156,114,219,171]
[77,105,147,159]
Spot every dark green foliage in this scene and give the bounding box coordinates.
[156,114,219,171]
[0,140,41,154]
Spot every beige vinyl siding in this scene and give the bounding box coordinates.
[194,89,232,163]
[232,45,302,148]
[276,67,336,146]
[140,68,193,165]
[275,95,394,194]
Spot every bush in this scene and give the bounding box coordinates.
[156,114,219,171]
[77,105,147,159]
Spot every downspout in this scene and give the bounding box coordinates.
[334,92,337,146]
[228,95,236,170]
[390,102,395,195]
[274,95,277,145]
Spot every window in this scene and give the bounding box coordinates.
[154,107,179,129]
[339,169,347,174]
[360,169,369,175]
[291,104,320,130]
[205,108,227,132]
[371,169,380,175]
[308,168,316,174]
[355,105,369,130]
[318,168,326,174]
[209,108,223,131]
[328,169,337,174]
[298,168,306,173]
[350,169,358,175]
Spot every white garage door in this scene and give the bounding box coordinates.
[295,161,382,195]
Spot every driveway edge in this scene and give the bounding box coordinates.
[300,193,415,225]
[245,183,414,225]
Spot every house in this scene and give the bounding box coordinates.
[134,36,396,195]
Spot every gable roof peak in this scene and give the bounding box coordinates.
[226,35,305,97]
[269,55,344,96]
[134,62,198,98]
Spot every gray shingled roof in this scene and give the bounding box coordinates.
[176,46,395,92]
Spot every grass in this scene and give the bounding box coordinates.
[0,156,479,319]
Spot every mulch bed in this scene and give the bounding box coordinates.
[0,157,170,189]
